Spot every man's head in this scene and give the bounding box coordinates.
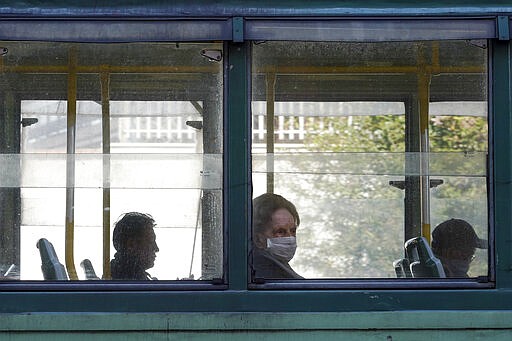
[252,193,300,250]
[431,218,487,277]
[113,212,159,270]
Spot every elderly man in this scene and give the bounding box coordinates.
[431,218,487,278]
[110,212,159,280]
[251,193,303,279]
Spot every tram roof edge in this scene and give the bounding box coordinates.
[0,1,511,18]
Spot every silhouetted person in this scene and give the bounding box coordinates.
[251,193,303,279]
[431,218,487,278]
[110,212,159,280]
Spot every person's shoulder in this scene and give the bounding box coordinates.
[252,248,276,266]
[252,248,297,279]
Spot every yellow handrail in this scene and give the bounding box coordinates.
[65,46,78,280]
[101,69,112,280]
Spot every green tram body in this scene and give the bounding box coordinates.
[0,1,512,339]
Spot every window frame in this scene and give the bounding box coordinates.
[247,38,493,288]
[0,36,229,289]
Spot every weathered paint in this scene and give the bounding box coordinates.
[0,0,512,17]
[0,311,512,340]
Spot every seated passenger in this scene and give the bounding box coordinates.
[251,193,303,279]
[431,218,487,278]
[110,212,159,280]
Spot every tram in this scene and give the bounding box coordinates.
[0,0,511,339]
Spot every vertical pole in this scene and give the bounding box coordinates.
[418,44,432,243]
[417,43,432,243]
[100,69,111,279]
[266,73,276,194]
[65,47,78,280]
[404,42,432,244]
[201,99,223,280]
[404,97,422,241]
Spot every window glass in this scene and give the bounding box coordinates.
[251,41,488,280]
[429,102,488,278]
[0,42,223,281]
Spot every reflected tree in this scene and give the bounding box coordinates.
[278,114,487,278]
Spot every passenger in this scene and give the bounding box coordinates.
[251,193,303,279]
[110,212,159,280]
[431,218,487,278]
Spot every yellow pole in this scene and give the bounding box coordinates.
[266,72,276,194]
[65,46,78,280]
[100,68,111,279]
[417,44,432,244]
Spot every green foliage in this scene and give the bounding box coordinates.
[282,113,488,278]
[305,115,405,152]
[430,116,487,152]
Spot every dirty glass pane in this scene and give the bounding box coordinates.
[0,42,223,281]
[251,41,488,281]
[246,19,495,42]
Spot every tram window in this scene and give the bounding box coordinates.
[0,42,224,281]
[250,41,488,280]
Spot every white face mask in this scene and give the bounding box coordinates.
[266,236,297,262]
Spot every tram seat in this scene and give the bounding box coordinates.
[404,236,446,278]
[393,258,412,278]
[80,259,100,280]
[36,238,69,280]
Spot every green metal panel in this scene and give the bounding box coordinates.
[0,311,512,340]
[227,42,250,290]
[0,1,512,17]
[493,39,512,288]
[1,289,512,312]
[1,331,512,341]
